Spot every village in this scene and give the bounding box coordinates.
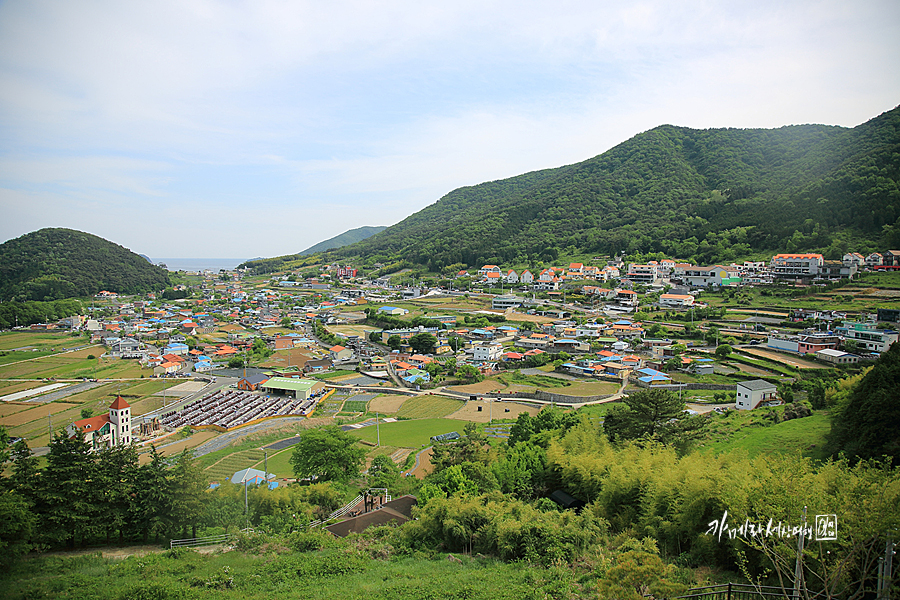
[5,247,898,460]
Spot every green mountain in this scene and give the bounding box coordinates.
[238,226,387,273]
[300,226,387,255]
[0,228,171,302]
[331,105,900,270]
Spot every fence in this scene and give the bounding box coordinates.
[169,533,232,549]
[674,583,794,600]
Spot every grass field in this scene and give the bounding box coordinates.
[0,331,88,352]
[697,409,831,460]
[348,418,465,448]
[342,399,369,413]
[395,395,464,419]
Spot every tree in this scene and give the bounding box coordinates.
[828,343,900,464]
[409,332,438,354]
[169,450,206,539]
[80,407,94,419]
[41,431,97,547]
[290,426,366,483]
[368,454,401,489]
[387,335,402,351]
[454,364,483,383]
[714,343,732,359]
[603,388,706,450]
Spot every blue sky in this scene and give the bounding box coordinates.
[1,0,899,259]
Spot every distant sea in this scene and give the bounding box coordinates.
[152,258,247,272]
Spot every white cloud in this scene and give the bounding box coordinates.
[1,0,899,257]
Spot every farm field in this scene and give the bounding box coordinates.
[0,380,53,395]
[0,331,87,352]
[367,394,409,413]
[0,348,151,380]
[395,395,464,419]
[347,417,465,448]
[740,348,822,369]
[447,399,539,422]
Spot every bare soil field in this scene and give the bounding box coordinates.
[260,348,315,369]
[409,447,434,478]
[727,361,775,376]
[329,324,379,337]
[447,400,539,422]
[139,430,218,463]
[740,348,822,369]
[368,394,409,413]
[0,402,80,427]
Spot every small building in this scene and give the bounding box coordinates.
[330,345,354,361]
[378,306,409,316]
[261,377,321,400]
[237,373,270,391]
[815,349,860,365]
[735,379,778,410]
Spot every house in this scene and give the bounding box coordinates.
[237,373,270,391]
[472,343,503,362]
[682,265,741,287]
[625,263,659,284]
[834,322,899,353]
[520,270,534,284]
[330,345,354,361]
[67,396,132,451]
[735,380,778,410]
[615,289,639,306]
[881,250,900,267]
[659,293,695,308]
[492,294,524,310]
[505,270,519,284]
[478,265,502,276]
[865,253,883,267]
[816,349,859,365]
[770,254,824,278]
[378,306,409,316]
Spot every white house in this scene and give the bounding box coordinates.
[472,343,503,362]
[505,270,519,284]
[67,396,132,451]
[735,380,778,410]
[520,270,534,284]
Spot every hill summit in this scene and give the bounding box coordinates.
[0,228,171,302]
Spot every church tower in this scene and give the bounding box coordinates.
[108,395,132,446]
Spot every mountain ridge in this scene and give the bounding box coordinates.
[320,105,900,270]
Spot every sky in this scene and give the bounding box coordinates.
[1,1,899,260]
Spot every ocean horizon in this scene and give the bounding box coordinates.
[151,258,249,272]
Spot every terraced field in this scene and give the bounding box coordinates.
[204,448,266,484]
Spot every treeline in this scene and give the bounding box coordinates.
[0,228,170,302]
[0,299,83,329]
[332,106,900,270]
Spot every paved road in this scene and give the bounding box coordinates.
[189,417,308,458]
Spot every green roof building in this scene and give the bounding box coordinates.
[260,377,320,399]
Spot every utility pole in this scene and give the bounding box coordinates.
[264,450,268,482]
[376,412,380,447]
[793,506,807,600]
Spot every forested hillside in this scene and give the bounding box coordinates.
[0,228,171,302]
[331,105,900,270]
